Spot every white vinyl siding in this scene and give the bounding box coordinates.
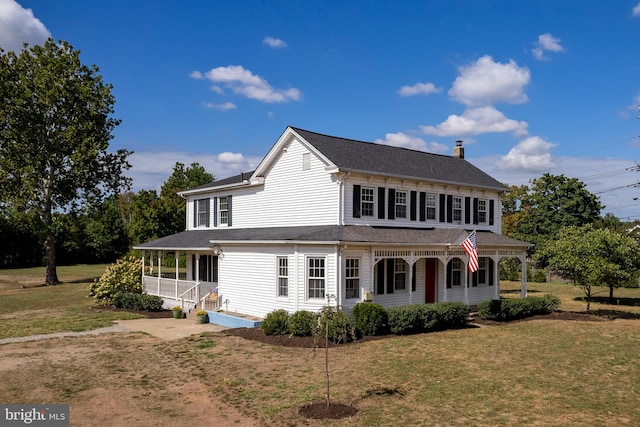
[223,138,338,228]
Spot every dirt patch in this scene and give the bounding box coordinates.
[299,401,358,419]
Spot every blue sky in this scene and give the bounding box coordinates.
[3,0,640,219]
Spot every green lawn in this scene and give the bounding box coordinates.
[0,264,145,339]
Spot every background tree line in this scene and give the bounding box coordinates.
[0,161,213,268]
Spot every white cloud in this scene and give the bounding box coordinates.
[0,0,50,53]
[203,101,236,111]
[449,55,530,106]
[398,82,441,97]
[128,151,262,192]
[633,2,640,16]
[374,132,449,153]
[192,65,301,103]
[263,36,287,49]
[420,106,528,137]
[532,33,564,60]
[497,136,557,171]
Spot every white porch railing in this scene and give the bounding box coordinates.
[199,288,220,311]
[141,275,214,311]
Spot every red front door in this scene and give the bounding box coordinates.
[425,259,437,303]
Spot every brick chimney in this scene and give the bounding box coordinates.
[453,140,464,159]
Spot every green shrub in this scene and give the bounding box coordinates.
[315,306,355,344]
[352,303,388,336]
[112,292,164,311]
[477,294,560,321]
[261,309,290,336]
[387,304,422,335]
[288,310,317,337]
[387,302,470,334]
[89,256,143,303]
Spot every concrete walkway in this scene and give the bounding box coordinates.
[115,318,228,340]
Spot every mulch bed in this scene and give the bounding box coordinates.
[225,311,609,348]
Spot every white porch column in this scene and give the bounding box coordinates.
[294,244,299,311]
[175,252,179,290]
[141,251,146,291]
[157,251,162,295]
[520,252,528,298]
[407,257,414,305]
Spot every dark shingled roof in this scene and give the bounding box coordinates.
[134,226,529,250]
[181,127,508,193]
[291,127,508,191]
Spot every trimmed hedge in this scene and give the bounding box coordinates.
[387,302,470,335]
[261,309,290,336]
[112,291,164,311]
[352,303,388,337]
[477,294,560,321]
[288,310,317,337]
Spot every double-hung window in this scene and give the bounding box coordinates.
[394,259,406,291]
[395,191,407,218]
[361,187,374,217]
[277,257,288,297]
[219,196,229,225]
[425,193,436,220]
[453,197,462,222]
[308,257,326,299]
[345,258,360,299]
[477,199,487,224]
[195,198,209,227]
[448,258,462,288]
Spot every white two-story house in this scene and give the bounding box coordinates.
[134,126,530,318]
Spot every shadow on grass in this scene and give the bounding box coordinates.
[572,296,640,308]
[501,289,541,294]
[589,309,640,320]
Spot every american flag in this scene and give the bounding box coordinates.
[461,230,479,273]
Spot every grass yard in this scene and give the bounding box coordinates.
[0,264,145,339]
[0,265,639,425]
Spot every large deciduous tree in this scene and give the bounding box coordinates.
[503,174,602,256]
[538,225,640,311]
[0,39,131,284]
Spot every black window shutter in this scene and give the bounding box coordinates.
[193,200,198,227]
[191,255,196,280]
[352,185,361,218]
[465,197,471,224]
[446,261,452,289]
[419,192,426,221]
[411,263,417,291]
[227,195,232,226]
[410,191,417,221]
[489,200,495,226]
[386,259,394,294]
[473,197,479,225]
[439,194,446,222]
[205,198,211,227]
[472,269,478,287]
[446,195,453,223]
[213,197,218,227]
[388,189,396,220]
[377,187,386,219]
[376,261,385,294]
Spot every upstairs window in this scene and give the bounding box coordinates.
[194,198,210,227]
[361,187,374,216]
[219,196,229,225]
[477,199,487,224]
[395,191,407,218]
[453,197,462,222]
[425,193,436,220]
